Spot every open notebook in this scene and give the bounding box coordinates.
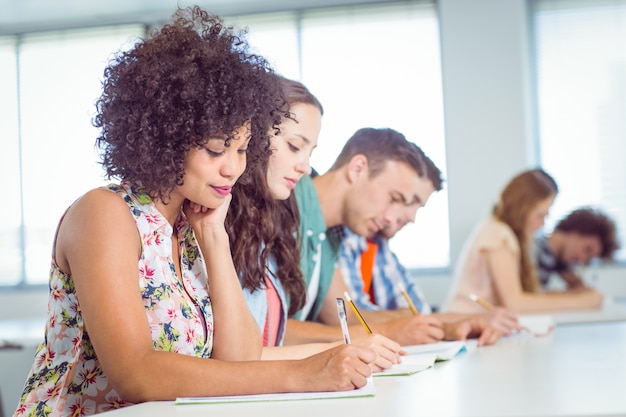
[374,353,436,377]
[175,377,375,405]
[401,340,467,361]
[518,314,555,336]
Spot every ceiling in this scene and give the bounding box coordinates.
[0,0,397,34]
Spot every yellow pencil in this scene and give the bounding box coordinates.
[343,291,372,334]
[398,283,419,315]
[469,293,532,334]
[469,293,495,311]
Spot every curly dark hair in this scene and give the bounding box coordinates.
[94,6,284,201]
[226,76,322,317]
[555,207,620,259]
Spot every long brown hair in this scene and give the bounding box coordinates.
[225,76,322,316]
[493,168,558,292]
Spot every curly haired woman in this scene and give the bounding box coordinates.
[15,7,374,416]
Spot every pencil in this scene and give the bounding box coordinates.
[469,293,495,311]
[469,293,532,334]
[343,291,373,334]
[398,282,419,315]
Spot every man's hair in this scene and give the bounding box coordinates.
[328,127,426,178]
[421,150,444,192]
[555,207,620,259]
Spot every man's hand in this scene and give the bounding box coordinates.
[442,316,502,346]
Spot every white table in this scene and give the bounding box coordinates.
[0,317,45,417]
[101,321,626,417]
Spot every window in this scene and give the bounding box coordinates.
[233,2,449,269]
[1,26,143,286]
[0,38,21,285]
[533,0,626,261]
[2,1,448,288]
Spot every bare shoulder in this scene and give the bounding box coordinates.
[56,186,140,272]
[59,187,134,233]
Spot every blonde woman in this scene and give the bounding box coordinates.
[444,168,603,314]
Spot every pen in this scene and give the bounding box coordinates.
[336,298,351,344]
[344,291,373,334]
[398,282,419,315]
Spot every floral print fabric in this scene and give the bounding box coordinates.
[15,182,213,416]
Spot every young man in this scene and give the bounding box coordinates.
[337,152,520,335]
[536,207,620,290]
[286,128,502,347]
[338,151,443,315]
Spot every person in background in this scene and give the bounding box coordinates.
[226,76,401,368]
[443,168,604,315]
[339,151,520,335]
[287,127,502,347]
[535,207,620,290]
[15,8,374,416]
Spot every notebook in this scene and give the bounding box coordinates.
[175,377,375,404]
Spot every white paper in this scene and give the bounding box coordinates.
[401,340,467,361]
[374,353,436,376]
[175,377,375,404]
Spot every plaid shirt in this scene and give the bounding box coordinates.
[338,227,431,313]
[535,234,569,287]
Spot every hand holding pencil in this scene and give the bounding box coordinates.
[469,293,528,335]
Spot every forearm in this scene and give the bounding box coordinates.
[361,308,411,323]
[199,230,261,360]
[112,350,310,402]
[261,342,340,360]
[560,270,587,290]
[502,291,600,313]
[284,319,343,344]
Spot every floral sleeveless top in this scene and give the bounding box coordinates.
[15,182,214,416]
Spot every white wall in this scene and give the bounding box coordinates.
[439,0,537,261]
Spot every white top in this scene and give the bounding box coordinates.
[443,216,519,313]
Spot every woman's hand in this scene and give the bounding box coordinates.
[351,333,403,372]
[294,344,376,391]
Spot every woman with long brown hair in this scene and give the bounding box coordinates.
[444,168,603,314]
[226,76,402,367]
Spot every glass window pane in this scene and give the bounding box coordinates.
[230,3,449,269]
[301,3,448,268]
[534,0,626,261]
[0,37,21,285]
[4,2,448,290]
[18,26,142,284]
[228,12,301,80]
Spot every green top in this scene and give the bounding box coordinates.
[293,174,341,321]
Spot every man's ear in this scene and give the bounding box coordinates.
[346,154,368,184]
